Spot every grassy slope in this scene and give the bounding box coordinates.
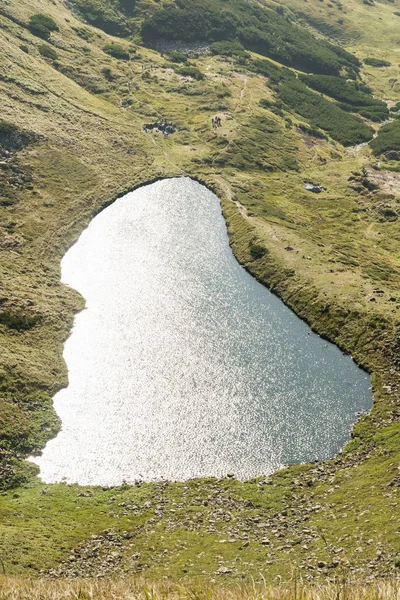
[265,0,400,100]
[0,0,399,584]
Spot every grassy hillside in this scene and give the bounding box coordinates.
[0,0,399,589]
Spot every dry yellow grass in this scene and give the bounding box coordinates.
[0,577,399,600]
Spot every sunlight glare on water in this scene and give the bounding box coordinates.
[35,178,372,485]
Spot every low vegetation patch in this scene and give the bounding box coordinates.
[102,43,130,60]
[250,59,295,86]
[300,74,388,122]
[0,310,40,331]
[27,14,59,40]
[166,51,188,64]
[68,0,129,36]
[0,120,32,152]
[210,40,248,58]
[141,0,360,76]
[205,115,298,172]
[297,124,327,140]
[278,79,374,146]
[364,57,391,67]
[370,120,400,156]
[249,240,268,259]
[174,65,204,80]
[38,44,58,61]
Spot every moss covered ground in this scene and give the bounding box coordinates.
[0,0,399,588]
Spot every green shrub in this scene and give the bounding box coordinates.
[250,59,295,85]
[0,121,31,151]
[370,120,400,156]
[259,98,274,109]
[249,241,268,259]
[167,51,188,64]
[0,310,40,331]
[19,44,29,54]
[67,0,128,36]
[300,74,388,121]
[298,124,327,140]
[72,26,95,41]
[364,57,391,67]
[38,44,58,60]
[176,66,205,80]
[210,40,247,57]
[141,0,360,75]
[118,0,136,15]
[28,14,59,40]
[101,66,114,81]
[102,43,130,60]
[278,79,374,146]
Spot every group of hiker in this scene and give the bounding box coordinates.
[143,119,175,136]
[143,115,222,136]
[212,116,222,129]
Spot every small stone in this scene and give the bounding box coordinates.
[215,566,233,575]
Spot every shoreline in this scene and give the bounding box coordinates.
[25,174,388,487]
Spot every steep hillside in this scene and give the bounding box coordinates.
[0,0,399,586]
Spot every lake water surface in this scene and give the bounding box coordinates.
[35,178,372,485]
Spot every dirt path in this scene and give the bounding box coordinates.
[239,75,247,102]
[215,176,248,219]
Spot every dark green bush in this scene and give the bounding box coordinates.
[167,51,188,63]
[250,59,295,85]
[0,311,40,331]
[278,79,374,146]
[141,0,360,76]
[68,0,129,36]
[102,43,130,60]
[210,40,247,57]
[300,74,388,121]
[38,44,58,61]
[19,44,29,54]
[0,121,31,151]
[101,66,114,80]
[259,98,274,109]
[249,241,268,259]
[118,0,136,15]
[364,57,391,67]
[72,26,95,41]
[28,14,59,40]
[298,124,327,140]
[176,66,205,80]
[370,120,400,156]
